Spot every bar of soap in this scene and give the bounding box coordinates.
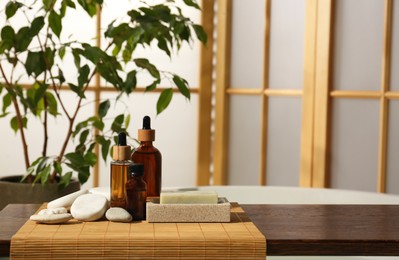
[160,190,218,204]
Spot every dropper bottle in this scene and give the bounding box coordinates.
[110,132,131,208]
[131,116,162,199]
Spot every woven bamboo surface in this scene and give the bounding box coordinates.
[10,203,266,259]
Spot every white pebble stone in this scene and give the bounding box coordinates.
[106,207,132,223]
[47,189,88,209]
[38,207,67,215]
[30,213,72,224]
[71,194,108,221]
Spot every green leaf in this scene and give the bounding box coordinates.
[34,83,48,104]
[43,0,53,11]
[40,165,51,186]
[21,157,42,183]
[15,27,33,52]
[125,114,131,128]
[111,114,124,133]
[45,91,58,116]
[65,152,86,166]
[73,120,88,137]
[30,16,45,36]
[72,49,81,68]
[157,88,173,114]
[25,51,46,77]
[145,79,160,92]
[58,171,72,190]
[79,129,90,145]
[157,37,171,57]
[2,93,12,114]
[92,117,104,131]
[84,152,97,166]
[1,26,15,41]
[77,166,90,184]
[53,160,62,174]
[134,58,160,80]
[77,0,97,17]
[6,2,22,19]
[68,83,85,98]
[64,0,76,8]
[183,0,200,9]
[78,64,90,87]
[122,49,132,63]
[49,11,62,38]
[123,70,136,94]
[98,100,110,118]
[96,135,111,162]
[82,44,106,64]
[10,116,28,132]
[192,24,207,44]
[59,46,66,60]
[0,26,14,54]
[10,116,18,133]
[173,75,190,99]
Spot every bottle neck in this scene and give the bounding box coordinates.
[140,141,153,147]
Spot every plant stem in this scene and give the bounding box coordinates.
[42,96,48,157]
[0,63,31,170]
[51,67,99,181]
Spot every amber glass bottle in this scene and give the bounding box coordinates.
[110,132,131,208]
[126,163,147,220]
[131,116,162,199]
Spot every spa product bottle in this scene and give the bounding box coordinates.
[110,132,131,208]
[126,163,147,220]
[131,116,162,199]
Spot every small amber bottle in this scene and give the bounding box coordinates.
[126,163,147,221]
[131,116,162,199]
[110,132,131,208]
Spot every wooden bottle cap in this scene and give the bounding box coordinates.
[112,146,131,161]
[138,129,155,142]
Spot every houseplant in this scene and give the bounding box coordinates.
[0,0,206,209]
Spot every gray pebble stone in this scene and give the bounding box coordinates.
[106,207,132,223]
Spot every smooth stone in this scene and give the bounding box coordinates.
[160,190,218,204]
[71,194,108,221]
[38,207,67,215]
[105,207,132,223]
[30,213,72,224]
[47,189,88,209]
[89,187,110,202]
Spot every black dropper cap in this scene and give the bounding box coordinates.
[143,116,151,129]
[118,132,127,146]
[138,116,155,141]
[129,163,144,177]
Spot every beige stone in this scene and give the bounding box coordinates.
[147,198,230,223]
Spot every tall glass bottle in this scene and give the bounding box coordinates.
[126,163,147,220]
[110,132,131,208]
[131,116,162,199]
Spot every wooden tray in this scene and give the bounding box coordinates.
[10,203,266,259]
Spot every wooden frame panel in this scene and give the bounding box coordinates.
[312,0,333,188]
[300,0,318,187]
[196,0,215,186]
[377,0,393,192]
[213,0,232,185]
[259,0,271,185]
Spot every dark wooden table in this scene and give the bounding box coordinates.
[1,204,399,256]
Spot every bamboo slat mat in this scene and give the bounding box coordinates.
[10,203,266,259]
